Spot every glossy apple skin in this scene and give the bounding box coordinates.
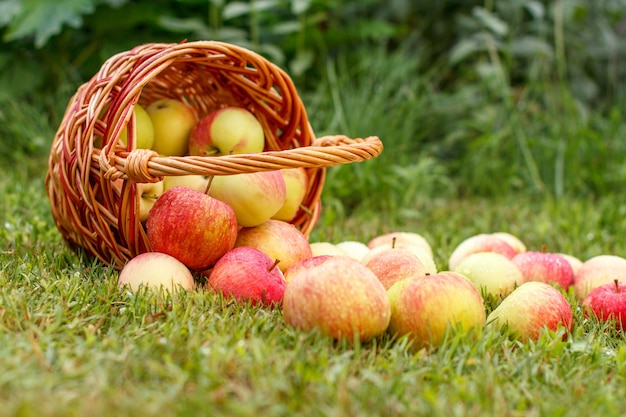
[282,256,391,342]
[364,247,428,290]
[234,219,312,273]
[137,180,164,222]
[146,99,196,156]
[207,246,286,307]
[574,255,626,301]
[209,171,286,227]
[452,251,524,299]
[512,251,574,290]
[188,107,265,156]
[272,168,308,222]
[387,272,486,350]
[583,281,626,330]
[118,252,194,292]
[146,186,238,271]
[448,234,518,270]
[487,281,573,342]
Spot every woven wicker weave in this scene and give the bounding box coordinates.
[45,41,383,270]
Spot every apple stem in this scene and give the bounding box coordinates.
[204,176,214,194]
[391,236,397,249]
[203,148,220,157]
[615,279,620,294]
[268,259,281,272]
[541,244,547,253]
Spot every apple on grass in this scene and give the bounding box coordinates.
[387,272,486,350]
[491,232,526,253]
[448,233,518,270]
[452,252,525,300]
[119,104,155,150]
[209,170,286,227]
[136,180,164,222]
[511,251,575,290]
[146,98,196,156]
[583,280,626,331]
[146,186,238,271]
[557,253,584,276]
[234,219,312,273]
[309,242,348,258]
[363,247,429,290]
[361,242,437,275]
[163,175,210,193]
[188,107,265,156]
[272,167,309,222]
[282,256,391,342]
[207,246,286,307]
[335,240,370,262]
[367,231,433,259]
[118,252,194,293]
[574,255,626,301]
[486,281,573,342]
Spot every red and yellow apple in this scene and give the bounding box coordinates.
[272,167,308,222]
[118,252,194,293]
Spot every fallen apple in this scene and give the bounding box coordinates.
[362,242,437,275]
[448,233,518,270]
[583,279,626,331]
[364,247,429,290]
[118,252,194,293]
[367,231,433,259]
[491,232,526,253]
[146,186,238,271]
[335,240,371,262]
[511,251,574,290]
[452,251,524,299]
[574,255,626,301]
[309,242,349,257]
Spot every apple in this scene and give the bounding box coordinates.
[146,186,238,271]
[283,255,331,284]
[486,281,573,342]
[557,253,584,275]
[207,246,286,307]
[188,107,265,156]
[448,233,518,270]
[511,251,575,290]
[367,231,433,259]
[361,242,437,275]
[146,98,196,156]
[309,242,348,257]
[271,168,309,222]
[120,104,155,149]
[118,252,194,292]
[364,247,429,290]
[583,280,626,330]
[335,240,370,262]
[574,255,626,300]
[282,256,391,342]
[209,170,286,227]
[387,272,486,350]
[163,175,210,193]
[234,219,312,273]
[491,232,526,253]
[452,252,525,299]
[136,180,164,222]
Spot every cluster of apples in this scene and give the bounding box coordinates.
[112,99,308,224]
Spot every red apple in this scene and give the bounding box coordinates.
[583,280,626,330]
[574,255,626,301]
[364,247,429,290]
[511,251,574,290]
[146,186,238,271]
[209,170,286,227]
[491,232,526,253]
[486,281,573,342]
[448,233,518,270]
[234,219,312,273]
[283,255,331,284]
[188,107,265,156]
[362,242,437,275]
[118,252,194,292]
[282,256,391,342]
[207,246,286,307]
[387,272,486,350]
[367,231,433,259]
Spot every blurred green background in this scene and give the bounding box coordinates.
[2,0,626,217]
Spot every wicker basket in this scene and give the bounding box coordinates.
[45,41,383,270]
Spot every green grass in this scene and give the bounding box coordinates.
[3,162,626,417]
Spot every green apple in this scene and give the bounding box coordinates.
[146,99,196,156]
[209,171,286,227]
[188,107,265,156]
[163,175,210,193]
[272,167,309,222]
[137,180,164,222]
[452,251,525,299]
[120,104,155,149]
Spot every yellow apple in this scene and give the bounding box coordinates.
[120,104,155,149]
[163,175,211,193]
[272,167,309,222]
[146,99,196,156]
[137,181,164,222]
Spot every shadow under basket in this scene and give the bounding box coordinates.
[45,40,383,270]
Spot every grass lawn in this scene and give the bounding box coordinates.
[2,160,626,417]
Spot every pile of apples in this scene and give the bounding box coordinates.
[112,100,626,349]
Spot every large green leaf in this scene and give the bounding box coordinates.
[3,0,97,48]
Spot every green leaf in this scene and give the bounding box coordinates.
[3,0,96,48]
[0,0,22,27]
[472,6,508,37]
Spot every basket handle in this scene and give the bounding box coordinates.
[98,135,383,183]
